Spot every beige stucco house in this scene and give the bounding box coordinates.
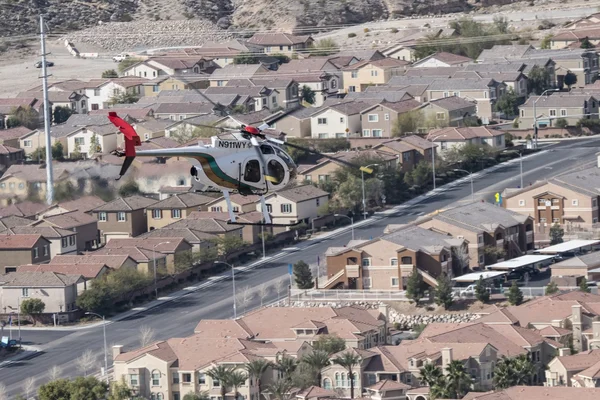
[146,193,214,231]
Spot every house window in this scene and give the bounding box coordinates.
[43,245,49,256]
[281,204,292,213]
[152,371,160,386]
[213,377,220,387]
[117,212,127,222]
[362,129,371,137]
[272,96,277,106]
[436,112,445,120]
[98,212,107,222]
[401,256,412,264]
[372,129,383,137]
[362,258,371,267]
[384,113,390,120]
[172,209,181,219]
[199,373,206,385]
[496,136,502,145]
[152,209,162,219]
[233,206,240,213]
[363,277,372,288]
[540,217,547,223]
[153,85,160,92]
[210,206,223,212]
[182,373,192,383]
[173,394,180,400]
[332,80,337,89]
[129,374,139,386]
[391,277,399,287]
[217,80,225,87]
[318,175,329,182]
[22,288,29,297]
[368,114,378,122]
[348,86,356,92]
[23,140,32,148]
[33,247,39,259]
[9,182,14,189]
[0,183,4,189]
[549,109,557,117]
[317,118,327,125]
[390,258,398,266]
[371,70,378,77]
[62,237,68,248]
[18,183,24,189]
[323,378,332,389]
[351,71,358,78]
[94,89,101,96]
[266,204,273,213]
[479,254,484,264]
[74,137,85,146]
[519,200,525,206]
[316,198,320,207]
[305,175,312,181]
[173,373,180,384]
[560,109,567,116]
[573,199,579,206]
[340,117,344,123]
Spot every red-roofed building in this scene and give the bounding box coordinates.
[0,234,51,273]
[17,263,109,292]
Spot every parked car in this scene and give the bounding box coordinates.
[34,61,54,68]
[113,53,130,62]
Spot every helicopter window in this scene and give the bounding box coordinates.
[244,160,261,183]
[267,160,285,185]
[260,145,275,155]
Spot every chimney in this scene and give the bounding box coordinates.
[441,347,453,375]
[112,345,124,360]
[558,348,571,357]
[572,305,584,352]
[378,303,390,323]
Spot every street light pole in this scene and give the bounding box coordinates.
[533,88,560,149]
[430,135,447,190]
[85,312,108,383]
[361,163,379,220]
[215,261,236,318]
[519,152,523,189]
[334,214,354,240]
[454,169,474,203]
[152,241,170,299]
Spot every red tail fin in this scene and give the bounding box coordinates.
[108,112,141,180]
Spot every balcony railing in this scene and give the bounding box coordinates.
[346,264,360,278]
[290,289,408,302]
[496,239,504,246]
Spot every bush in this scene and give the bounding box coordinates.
[348,33,357,38]
[120,13,133,22]
[363,28,370,33]
[390,28,398,33]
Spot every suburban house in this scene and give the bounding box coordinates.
[0,271,83,320]
[0,126,34,148]
[0,144,24,172]
[146,193,215,231]
[247,33,314,55]
[551,251,600,285]
[228,77,301,110]
[17,263,109,293]
[208,64,270,87]
[0,164,69,201]
[323,224,466,290]
[463,387,600,400]
[41,195,107,217]
[17,90,88,114]
[204,85,279,112]
[85,78,148,111]
[342,58,409,93]
[372,139,423,172]
[51,254,138,271]
[412,52,473,68]
[121,61,164,79]
[206,194,261,214]
[415,202,534,268]
[300,150,398,183]
[398,135,438,165]
[518,94,599,128]
[270,106,316,138]
[0,97,44,129]
[31,210,100,252]
[186,211,266,245]
[360,99,424,138]
[89,246,167,275]
[92,196,158,243]
[142,75,210,97]
[502,158,600,235]
[276,59,343,106]
[545,349,600,386]
[0,226,78,258]
[0,235,52,273]
[310,101,377,138]
[263,184,329,230]
[103,238,192,271]
[551,28,600,49]
[426,126,506,154]
[0,202,49,219]
[420,96,478,127]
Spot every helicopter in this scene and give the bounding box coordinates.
[108,112,373,226]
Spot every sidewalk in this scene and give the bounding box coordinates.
[6,150,547,332]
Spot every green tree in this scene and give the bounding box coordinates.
[507,281,524,306]
[302,350,331,387]
[53,106,74,124]
[564,71,578,90]
[549,223,564,245]
[332,352,361,399]
[406,269,424,304]
[429,377,452,400]
[38,378,72,400]
[118,181,141,197]
[435,273,454,310]
[580,36,594,49]
[275,354,298,382]
[300,85,316,105]
[493,16,509,34]
[493,355,535,389]
[228,370,248,400]
[102,69,119,78]
[109,91,139,105]
[170,124,220,144]
[540,35,552,49]
[419,363,443,386]
[555,118,568,129]
[89,133,101,155]
[211,235,246,256]
[7,106,39,129]
[265,379,293,400]
[52,142,64,160]
[312,334,346,354]
[580,277,591,293]
[20,298,45,325]
[545,281,559,295]
[527,65,551,95]
[234,52,259,64]
[117,57,143,74]
[293,260,314,289]
[68,376,108,400]
[183,393,210,400]
[445,360,473,398]
[409,161,432,188]
[245,359,271,397]
[108,377,132,400]
[392,110,424,136]
[494,89,519,117]
[474,276,490,303]
[206,365,233,400]
[308,39,339,56]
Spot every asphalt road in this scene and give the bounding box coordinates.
[2,138,600,398]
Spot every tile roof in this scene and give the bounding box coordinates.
[0,201,49,218]
[94,196,158,212]
[428,96,477,111]
[475,308,520,325]
[210,64,268,80]
[537,325,572,337]
[278,58,335,73]
[18,263,106,279]
[380,225,463,255]
[363,99,422,114]
[428,78,500,91]
[521,94,595,109]
[90,247,166,263]
[162,218,241,233]
[148,57,204,70]
[50,254,135,269]
[0,215,34,230]
[0,271,81,287]
[1,164,68,184]
[577,359,600,379]
[404,67,461,77]
[247,33,312,46]
[146,193,215,209]
[0,126,34,140]
[154,103,215,115]
[375,140,414,154]
[2,226,73,239]
[556,350,600,371]
[343,58,409,71]
[553,28,600,41]
[477,45,534,60]
[296,386,339,399]
[427,202,529,233]
[399,135,438,150]
[271,184,329,203]
[38,210,97,229]
[0,234,46,249]
[55,196,107,213]
[105,237,188,253]
[138,227,217,243]
[367,379,411,391]
[552,251,600,269]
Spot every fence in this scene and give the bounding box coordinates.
[290,289,408,302]
[453,286,599,299]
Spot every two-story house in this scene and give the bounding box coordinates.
[342,58,409,93]
[31,210,100,252]
[263,184,329,231]
[360,100,423,138]
[310,100,378,138]
[92,196,158,243]
[0,164,69,201]
[545,349,600,387]
[247,33,314,55]
[0,226,77,258]
[146,193,215,231]
[426,126,506,154]
[204,85,279,112]
[420,96,478,127]
[300,150,398,183]
[231,77,301,110]
[0,235,52,273]
[412,52,473,68]
[85,78,148,111]
[208,64,270,88]
[518,94,599,128]
[373,139,421,172]
[277,59,343,106]
[323,224,466,291]
[415,202,534,269]
[452,71,529,100]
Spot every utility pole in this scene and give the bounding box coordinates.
[520,152,524,189]
[40,15,54,205]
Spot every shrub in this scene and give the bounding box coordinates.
[363,27,370,33]
[120,13,133,22]
[390,28,398,33]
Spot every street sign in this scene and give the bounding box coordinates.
[495,192,502,205]
[288,263,293,275]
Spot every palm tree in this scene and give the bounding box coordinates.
[228,370,248,400]
[245,359,271,399]
[264,379,293,400]
[302,350,331,387]
[429,376,451,400]
[207,365,233,400]
[275,354,298,382]
[513,354,535,385]
[332,351,361,400]
[445,360,473,399]
[419,363,443,387]
[183,392,211,400]
[492,357,514,389]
